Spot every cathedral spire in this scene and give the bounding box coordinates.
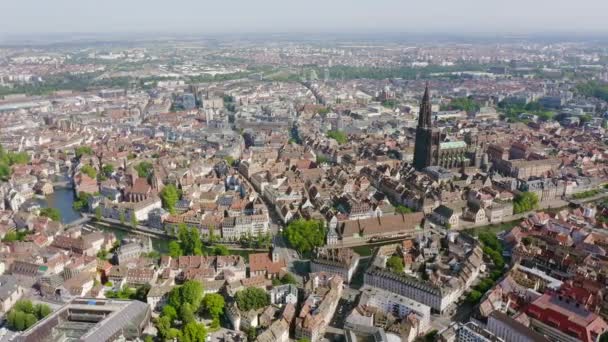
[418,83,432,128]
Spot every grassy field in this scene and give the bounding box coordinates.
[463,219,523,237]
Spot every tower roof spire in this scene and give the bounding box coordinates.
[418,83,432,128]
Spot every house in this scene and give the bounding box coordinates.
[311,248,360,283]
[147,284,174,310]
[0,275,25,315]
[432,205,460,228]
[270,284,298,306]
[249,251,286,279]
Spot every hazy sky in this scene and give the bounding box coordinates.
[1,0,608,35]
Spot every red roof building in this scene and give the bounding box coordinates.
[526,293,608,342]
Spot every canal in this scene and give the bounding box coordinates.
[36,187,82,224]
[39,187,264,259]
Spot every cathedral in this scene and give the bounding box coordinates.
[413,85,471,170]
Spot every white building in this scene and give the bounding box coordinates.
[270,284,298,306]
[358,285,432,334]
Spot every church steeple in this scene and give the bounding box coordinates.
[413,83,440,170]
[418,83,432,128]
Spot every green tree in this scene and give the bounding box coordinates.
[39,208,61,222]
[202,293,225,319]
[162,305,177,321]
[467,290,483,303]
[135,284,151,302]
[182,322,207,342]
[95,206,102,220]
[179,303,196,324]
[80,164,97,179]
[156,316,179,340]
[211,244,230,256]
[135,161,154,178]
[102,164,115,176]
[280,273,297,285]
[130,214,138,228]
[24,313,37,329]
[178,224,203,256]
[443,97,480,113]
[168,240,183,258]
[513,192,539,214]
[6,300,50,331]
[119,211,126,225]
[34,303,51,319]
[326,130,347,144]
[387,256,404,273]
[283,219,326,254]
[180,280,204,311]
[235,287,270,311]
[160,184,180,214]
[75,146,93,159]
[394,205,413,214]
[247,327,257,341]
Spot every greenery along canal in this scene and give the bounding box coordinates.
[40,187,268,260]
[35,187,82,224]
[86,222,263,261]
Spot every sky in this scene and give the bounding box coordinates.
[1,0,608,36]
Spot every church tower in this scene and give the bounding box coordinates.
[413,84,441,170]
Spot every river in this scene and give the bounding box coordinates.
[35,188,82,224]
[39,188,261,258]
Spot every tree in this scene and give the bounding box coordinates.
[119,211,126,225]
[135,161,154,178]
[156,316,179,340]
[160,184,180,214]
[182,322,207,342]
[130,214,138,228]
[75,146,93,159]
[283,219,326,254]
[179,303,196,324]
[235,287,270,311]
[178,224,203,256]
[423,330,438,342]
[39,208,61,222]
[247,327,257,341]
[135,284,151,302]
[162,305,177,321]
[24,313,37,329]
[467,290,483,304]
[387,256,404,273]
[280,273,297,285]
[394,205,413,214]
[202,293,225,319]
[211,244,230,256]
[6,300,50,331]
[34,303,51,319]
[168,241,183,258]
[167,280,205,313]
[102,164,114,176]
[180,280,204,311]
[443,97,480,113]
[513,192,539,214]
[326,130,347,144]
[95,206,102,220]
[80,164,97,179]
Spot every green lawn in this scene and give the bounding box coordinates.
[463,219,523,237]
